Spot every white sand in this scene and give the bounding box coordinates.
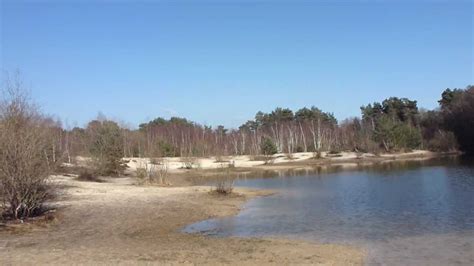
[119,150,437,172]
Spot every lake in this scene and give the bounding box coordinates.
[184,157,474,265]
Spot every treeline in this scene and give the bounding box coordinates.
[50,86,473,161]
[1,76,472,220]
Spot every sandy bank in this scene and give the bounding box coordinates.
[114,150,456,176]
[0,175,365,265]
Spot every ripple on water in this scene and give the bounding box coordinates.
[184,158,474,265]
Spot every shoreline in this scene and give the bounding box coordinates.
[251,150,460,170]
[158,150,460,186]
[1,152,461,264]
[121,150,460,174]
[1,152,460,264]
[0,174,365,265]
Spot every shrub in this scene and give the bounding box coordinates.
[392,123,422,151]
[135,162,157,184]
[157,140,178,157]
[375,116,422,152]
[135,167,148,180]
[77,169,102,183]
[440,86,474,153]
[261,137,278,155]
[260,137,277,164]
[215,178,234,194]
[87,120,126,176]
[135,159,170,185]
[0,79,53,220]
[213,166,234,194]
[426,130,458,152]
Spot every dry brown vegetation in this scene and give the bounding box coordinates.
[213,165,235,194]
[135,159,170,185]
[0,75,55,220]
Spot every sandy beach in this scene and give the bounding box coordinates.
[0,174,364,265]
[119,150,449,172]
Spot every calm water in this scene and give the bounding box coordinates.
[185,157,474,265]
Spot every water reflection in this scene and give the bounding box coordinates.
[185,157,474,265]
[233,156,467,179]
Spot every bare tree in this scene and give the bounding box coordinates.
[0,74,53,219]
[298,121,307,152]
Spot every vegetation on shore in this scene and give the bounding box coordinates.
[60,85,472,160]
[0,71,473,220]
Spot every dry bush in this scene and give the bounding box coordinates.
[77,168,102,183]
[156,159,169,185]
[0,76,53,220]
[213,165,235,194]
[135,167,148,180]
[215,178,234,194]
[136,159,172,184]
[426,130,458,152]
[136,158,170,185]
[56,165,102,182]
[135,161,156,184]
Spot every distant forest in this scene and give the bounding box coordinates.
[2,79,474,167]
[28,85,471,162]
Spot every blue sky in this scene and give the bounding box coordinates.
[1,0,472,128]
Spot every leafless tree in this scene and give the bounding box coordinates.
[0,74,53,219]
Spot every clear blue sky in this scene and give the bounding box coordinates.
[1,0,472,129]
